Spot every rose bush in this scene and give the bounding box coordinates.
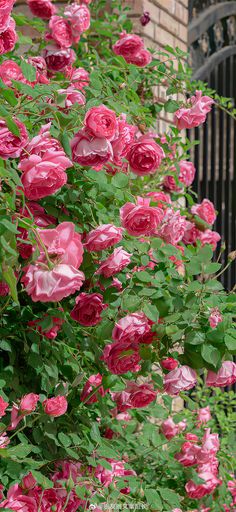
[0,0,235,510]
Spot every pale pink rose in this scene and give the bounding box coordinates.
[113,31,144,57]
[161,417,186,440]
[191,199,216,225]
[0,60,24,86]
[96,247,131,278]
[206,361,236,388]
[0,118,28,159]
[102,340,141,375]
[112,312,154,344]
[85,224,123,252]
[0,396,8,417]
[157,209,187,245]
[209,307,222,328]
[0,432,10,448]
[20,393,39,413]
[199,229,221,250]
[70,292,107,326]
[174,90,214,130]
[115,411,132,421]
[36,222,84,269]
[182,221,201,245]
[84,105,118,141]
[21,263,85,302]
[0,18,17,56]
[164,365,197,395]
[127,136,164,176]
[80,373,106,404]
[161,357,178,371]
[0,484,37,511]
[43,395,68,417]
[0,281,9,296]
[57,86,85,108]
[197,406,211,425]
[46,15,73,48]
[64,3,90,41]
[112,382,156,411]
[111,115,137,165]
[27,0,56,19]
[21,473,37,491]
[120,198,164,237]
[125,49,152,67]
[164,160,195,191]
[71,129,113,169]
[146,191,171,207]
[28,312,64,339]
[43,45,75,72]
[65,66,90,90]
[185,471,221,499]
[19,150,71,200]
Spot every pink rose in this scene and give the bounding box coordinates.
[43,45,76,72]
[80,373,106,404]
[111,115,137,166]
[199,229,221,250]
[175,441,199,467]
[27,56,48,81]
[0,7,12,33]
[112,312,154,344]
[94,459,126,488]
[70,292,107,326]
[64,3,90,41]
[57,86,85,108]
[0,432,10,448]
[28,312,64,339]
[22,263,85,302]
[21,473,37,491]
[20,202,56,228]
[46,15,72,48]
[112,382,156,411]
[164,160,195,191]
[161,357,178,371]
[174,90,214,130]
[113,32,144,58]
[146,191,171,207]
[0,118,28,159]
[0,396,8,417]
[71,129,113,169]
[120,198,164,237]
[43,395,68,417]
[157,209,188,245]
[84,105,118,141]
[125,49,152,67]
[102,340,141,374]
[197,406,211,425]
[209,307,222,328]
[19,150,71,200]
[185,471,221,499]
[0,19,17,56]
[65,66,89,90]
[85,224,123,252]
[27,0,56,19]
[164,365,197,395]
[161,417,186,440]
[0,0,15,8]
[127,136,164,176]
[36,222,84,269]
[0,60,24,86]
[0,281,9,296]
[96,247,132,278]
[183,221,201,245]
[191,198,216,225]
[206,361,236,388]
[0,484,37,511]
[20,393,39,414]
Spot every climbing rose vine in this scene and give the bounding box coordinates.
[0,0,235,511]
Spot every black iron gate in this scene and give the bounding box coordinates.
[188,0,236,289]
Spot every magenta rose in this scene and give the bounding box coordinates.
[112,312,154,344]
[206,361,236,388]
[85,224,123,252]
[96,247,132,278]
[112,382,156,411]
[125,49,152,67]
[64,3,90,42]
[208,307,222,329]
[27,0,57,19]
[161,357,178,371]
[127,136,164,176]
[164,365,197,395]
[0,118,28,159]
[0,7,12,33]
[57,86,85,108]
[70,292,107,326]
[0,18,17,56]
[43,45,75,72]
[120,198,164,237]
[0,281,10,296]
[43,396,68,417]
[84,105,118,141]
[71,129,113,169]
[22,263,85,302]
[113,31,144,58]
[0,396,8,418]
[185,472,221,499]
[199,229,221,250]
[102,340,141,375]
[191,198,216,225]
[0,60,24,86]
[20,393,39,414]
[80,373,106,404]
[157,208,187,245]
[174,90,214,130]
[46,15,73,48]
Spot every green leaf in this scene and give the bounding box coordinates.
[158,487,180,507]
[164,99,179,113]
[145,489,162,509]
[2,266,18,303]
[58,432,71,447]
[135,271,152,283]
[5,117,20,137]
[186,331,205,345]
[20,61,36,82]
[90,423,101,443]
[225,329,236,353]
[31,470,54,489]
[60,132,72,158]
[201,344,221,368]
[143,303,159,322]
[111,173,129,188]
[0,219,18,234]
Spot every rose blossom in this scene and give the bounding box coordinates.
[96,247,132,278]
[120,198,164,237]
[28,56,48,82]
[127,136,164,176]
[125,49,152,67]
[206,361,236,388]
[43,45,76,73]
[146,191,171,207]
[20,393,39,413]
[197,406,211,425]
[57,86,85,108]
[43,396,68,417]
[21,473,37,491]
[0,281,9,296]
[191,199,216,225]
[71,129,113,169]
[20,202,56,228]
[70,292,107,326]
[22,263,85,302]
[0,7,12,33]
[0,118,28,159]
[80,373,106,404]
[161,357,178,371]
[175,441,199,467]
[209,307,222,328]
[46,15,73,48]
[164,365,197,395]
[36,222,84,269]
[102,340,141,375]
[111,115,137,166]
[164,160,196,191]
[64,3,90,41]
[84,105,118,141]
[0,483,37,511]
[21,122,62,158]
[140,11,150,26]
[85,224,123,252]
[183,221,201,245]
[185,471,221,499]
[0,18,17,56]
[112,312,154,344]
[161,417,186,440]
[174,90,214,130]
[199,229,221,250]
[112,382,157,411]
[94,459,126,488]
[65,66,90,90]
[0,396,8,418]
[0,60,24,86]
[27,0,56,19]
[113,31,144,58]
[157,209,188,245]
[28,313,64,339]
